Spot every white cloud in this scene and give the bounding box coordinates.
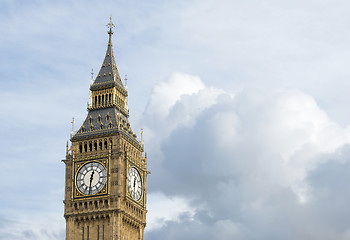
[146,192,195,231]
[143,73,350,239]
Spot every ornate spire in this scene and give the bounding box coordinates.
[90,16,125,93]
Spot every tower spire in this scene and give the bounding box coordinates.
[90,16,125,92]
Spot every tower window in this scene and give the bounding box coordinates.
[98,115,101,122]
[100,124,104,129]
[89,117,92,124]
[79,143,82,153]
[99,142,102,150]
[90,125,94,131]
[94,142,97,151]
[84,143,87,152]
[104,140,108,149]
[109,122,112,128]
[89,142,92,151]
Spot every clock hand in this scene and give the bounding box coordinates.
[88,171,94,194]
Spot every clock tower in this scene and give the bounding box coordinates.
[63,17,148,240]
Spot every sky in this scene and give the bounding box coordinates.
[1,0,350,239]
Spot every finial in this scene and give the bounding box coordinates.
[107,15,115,35]
[140,128,144,146]
[124,74,128,90]
[90,69,94,86]
[70,117,75,138]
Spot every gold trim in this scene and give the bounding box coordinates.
[126,161,145,206]
[73,159,109,198]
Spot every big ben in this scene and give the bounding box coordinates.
[63,17,148,240]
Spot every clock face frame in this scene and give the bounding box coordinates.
[76,161,107,196]
[127,167,142,201]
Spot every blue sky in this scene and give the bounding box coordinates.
[2,0,350,239]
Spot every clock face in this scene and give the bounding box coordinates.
[76,162,107,195]
[128,167,142,201]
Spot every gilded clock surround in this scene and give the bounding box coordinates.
[63,17,148,240]
[126,162,145,206]
[74,159,109,198]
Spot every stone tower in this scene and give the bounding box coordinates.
[63,17,148,240]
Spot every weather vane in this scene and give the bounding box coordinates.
[107,15,115,35]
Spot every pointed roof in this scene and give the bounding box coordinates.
[71,17,142,150]
[90,20,126,94]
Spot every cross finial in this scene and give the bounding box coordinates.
[107,15,115,35]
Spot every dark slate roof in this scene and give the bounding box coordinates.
[71,107,143,150]
[90,33,126,93]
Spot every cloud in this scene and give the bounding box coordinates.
[146,192,195,231]
[0,214,65,240]
[142,73,350,239]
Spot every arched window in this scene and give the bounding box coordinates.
[109,122,112,128]
[104,140,108,149]
[100,123,104,129]
[98,95,101,106]
[102,95,104,106]
[99,141,102,150]
[94,142,97,151]
[84,143,87,152]
[94,96,97,107]
[89,142,92,151]
[79,143,82,153]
